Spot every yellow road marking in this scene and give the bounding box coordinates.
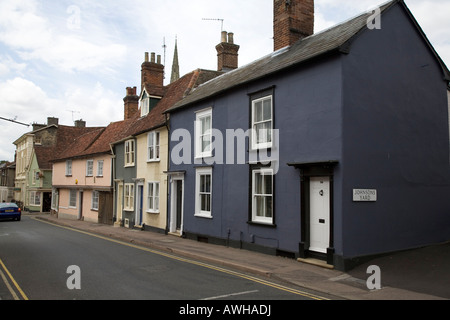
[34,217,330,300]
[0,258,29,300]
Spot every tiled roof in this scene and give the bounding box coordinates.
[167,0,449,112]
[36,125,104,168]
[114,68,223,141]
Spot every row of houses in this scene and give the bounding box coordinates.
[9,0,450,271]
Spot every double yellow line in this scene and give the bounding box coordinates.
[0,258,28,300]
[36,218,329,301]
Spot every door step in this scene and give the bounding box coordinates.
[297,257,334,269]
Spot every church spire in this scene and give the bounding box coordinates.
[170,37,180,83]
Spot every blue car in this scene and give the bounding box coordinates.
[0,203,21,221]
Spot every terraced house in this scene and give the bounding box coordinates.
[13,117,99,212]
[51,120,129,224]
[111,49,222,233]
[165,0,450,271]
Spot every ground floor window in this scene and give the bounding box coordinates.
[251,167,274,224]
[92,191,99,210]
[30,191,41,206]
[124,184,134,211]
[195,167,212,218]
[69,190,77,208]
[147,182,160,213]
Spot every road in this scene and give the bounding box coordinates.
[0,216,331,301]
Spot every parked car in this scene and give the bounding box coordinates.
[0,203,21,221]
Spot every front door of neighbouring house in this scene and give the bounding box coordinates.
[169,173,184,235]
[309,177,331,254]
[78,191,83,220]
[136,185,144,226]
[176,180,183,230]
[117,183,123,224]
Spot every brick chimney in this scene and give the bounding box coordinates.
[123,87,139,120]
[216,31,240,72]
[274,0,314,51]
[74,119,86,128]
[141,52,165,96]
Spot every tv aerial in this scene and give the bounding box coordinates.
[202,18,225,32]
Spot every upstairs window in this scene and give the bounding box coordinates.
[66,160,72,176]
[141,91,162,117]
[195,108,212,158]
[148,131,160,161]
[125,140,135,167]
[86,160,94,177]
[97,160,104,177]
[251,95,273,150]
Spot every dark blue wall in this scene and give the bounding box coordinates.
[169,55,343,254]
[341,4,450,259]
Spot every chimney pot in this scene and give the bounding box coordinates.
[216,31,240,72]
[145,52,149,62]
[157,55,161,65]
[221,31,227,43]
[228,32,234,44]
[151,52,156,63]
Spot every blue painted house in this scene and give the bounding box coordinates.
[165,0,450,271]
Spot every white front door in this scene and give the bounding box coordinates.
[309,177,330,254]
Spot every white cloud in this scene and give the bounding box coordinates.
[0,0,127,74]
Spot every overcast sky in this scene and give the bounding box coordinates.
[0,0,449,161]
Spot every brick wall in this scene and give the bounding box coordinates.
[274,0,314,51]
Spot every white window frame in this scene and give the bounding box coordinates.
[124,183,135,211]
[195,167,213,218]
[66,160,73,176]
[147,131,161,162]
[97,160,104,177]
[195,108,213,159]
[141,95,150,117]
[251,168,274,224]
[69,189,77,208]
[125,140,135,167]
[86,160,94,177]
[51,188,58,211]
[147,182,160,213]
[30,191,41,206]
[251,96,273,150]
[92,190,99,210]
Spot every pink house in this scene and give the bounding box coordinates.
[52,121,131,224]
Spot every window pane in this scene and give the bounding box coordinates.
[265,196,273,218]
[263,99,272,121]
[205,174,211,193]
[202,135,211,153]
[254,101,262,122]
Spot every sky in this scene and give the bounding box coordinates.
[0,0,449,162]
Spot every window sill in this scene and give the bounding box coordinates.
[146,210,160,214]
[194,213,213,219]
[247,221,276,228]
[147,159,161,163]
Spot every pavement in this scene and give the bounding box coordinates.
[31,213,450,300]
